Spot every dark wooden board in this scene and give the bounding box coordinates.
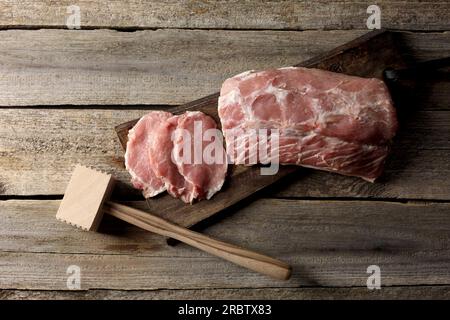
[115,30,407,230]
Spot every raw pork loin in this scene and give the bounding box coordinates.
[125,110,227,203]
[218,67,397,181]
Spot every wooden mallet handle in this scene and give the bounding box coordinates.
[104,201,292,280]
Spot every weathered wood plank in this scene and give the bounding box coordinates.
[2,286,450,300]
[0,30,449,106]
[1,199,450,290]
[1,108,449,200]
[0,29,363,106]
[0,108,146,197]
[0,1,449,31]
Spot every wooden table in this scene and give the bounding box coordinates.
[1,1,449,300]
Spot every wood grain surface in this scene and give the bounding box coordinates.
[2,286,450,300]
[0,29,364,106]
[1,199,449,290]
[0,1,449,30]
[0,30,449,107]
[1,0,449,299]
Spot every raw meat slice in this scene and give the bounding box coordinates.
[218,67,397,182]
[125,109,227,203]
[146,114,194,203]
[124,111,171,197]
[172,111,228,202]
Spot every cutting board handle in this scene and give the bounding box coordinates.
[104,201,292,280]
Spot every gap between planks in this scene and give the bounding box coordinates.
[1,195,450,205]
[1,26,450,33]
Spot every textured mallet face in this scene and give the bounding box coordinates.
[56,165,115,231]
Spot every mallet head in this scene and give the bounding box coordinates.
[56,165,115,231]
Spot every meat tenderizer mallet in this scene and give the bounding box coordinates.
[56,165,292,280]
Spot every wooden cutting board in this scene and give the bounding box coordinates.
[115,29,407,234]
